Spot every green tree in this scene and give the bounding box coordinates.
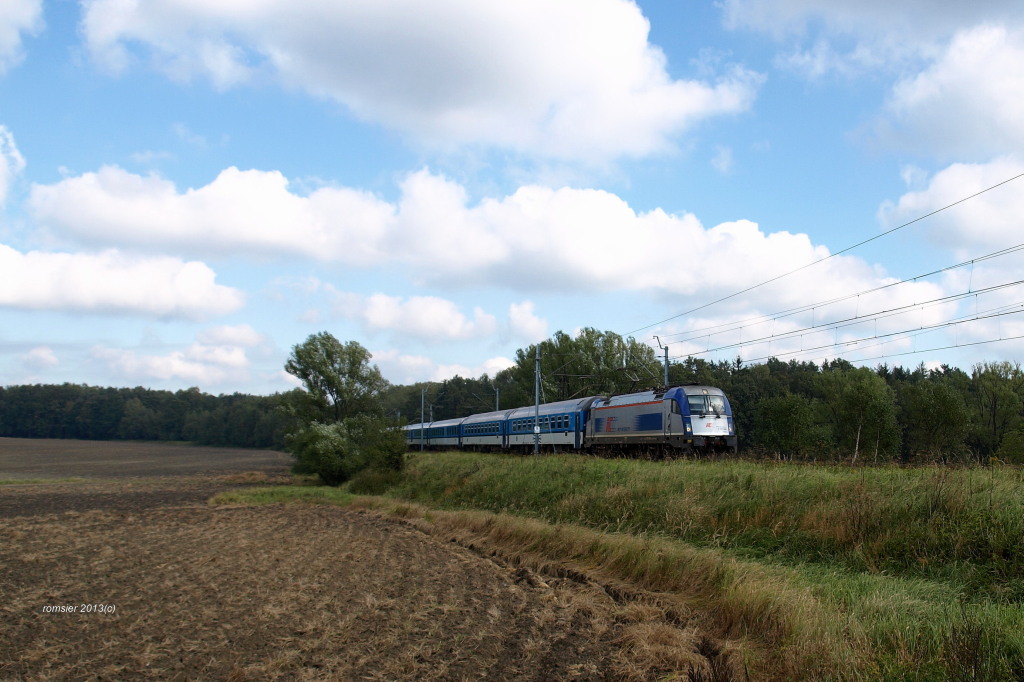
[284,333,389,423]
[969,361,1024,457]
[898,379,969,462]
[817,367,900,463]
[283,333,401,485]
[497,328,661,408]
[118,397,160,440]
[754,392,819,458]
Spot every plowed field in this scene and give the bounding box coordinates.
[0,439,735,681]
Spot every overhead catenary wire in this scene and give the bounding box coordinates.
[669,278,1024,357]
[683,299,1024,366]
[658,241,1024,346]
[621,171,1024,338]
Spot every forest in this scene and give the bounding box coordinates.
[0,384,297,450]
[2,327,1023,463]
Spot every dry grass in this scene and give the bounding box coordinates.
[334,495,889,680]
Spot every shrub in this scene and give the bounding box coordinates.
[288,415,405,486]
[995,429,1024,464]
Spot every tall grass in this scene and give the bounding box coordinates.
[382,452,1024,679]
[391,453,1024,596]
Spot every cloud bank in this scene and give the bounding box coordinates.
[0,245,244,319]
[80,0,762,161]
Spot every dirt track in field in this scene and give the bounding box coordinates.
[0,439,737,681]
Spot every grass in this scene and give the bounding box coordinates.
[391,453,1024,595]
[217,452,1024,680]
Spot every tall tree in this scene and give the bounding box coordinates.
[284,333,389,423]
[498,328,662,408]
[283,333,402,485]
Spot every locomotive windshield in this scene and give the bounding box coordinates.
[687,394,726,416]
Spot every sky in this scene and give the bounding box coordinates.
[1,0,1023,395]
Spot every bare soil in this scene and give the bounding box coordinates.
[0,439,737,681]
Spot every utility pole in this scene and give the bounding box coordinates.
[495,386,499,411]
[534,345,541,454]
[655,336,669,386]
[420,388,425,451]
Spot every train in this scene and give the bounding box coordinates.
[402,385,737,456]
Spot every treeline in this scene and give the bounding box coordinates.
[5,327,1024,464]
[0,384,296,449]
[385,328,1024,464]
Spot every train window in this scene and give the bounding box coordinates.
[688,395,705,415]
[708,395,726,415]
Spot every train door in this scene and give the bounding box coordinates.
[662,397,683,446]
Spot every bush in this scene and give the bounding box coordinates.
[995,429,1024,464]
[288,415,405,486]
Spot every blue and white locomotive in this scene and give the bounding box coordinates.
[403,385,736,455]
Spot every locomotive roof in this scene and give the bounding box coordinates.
[678,385,727,395]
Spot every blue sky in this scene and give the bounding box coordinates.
[1,0,1023,395]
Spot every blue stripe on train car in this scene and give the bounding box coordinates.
[635,413,662,431]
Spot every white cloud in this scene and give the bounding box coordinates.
[719,0,1024,140]
[33,165,952,314]
[331,291,549,347]
[196,323,265,347]
[507,301,548,344]
[0,244,244,319]
[719,4,1024,163]
[0,0,42,74]
[171,122,208,148]
[79,0,762,161]
[878,156,1024,253]
[90,323,272,387]
[22,346,58,370]
[0,125,26,207]
[873,26,1024,158]
[29,165,396,263]
[92,342,249,386]
[711,146,733,174]
[720,0,1022,57]
[371,348,514,385]
[335,292,498,342]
